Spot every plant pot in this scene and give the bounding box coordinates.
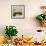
[41,20,46,27]
[7,39,12,44]
[11,36,17,44]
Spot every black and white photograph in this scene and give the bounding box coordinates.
[11,5,25,19]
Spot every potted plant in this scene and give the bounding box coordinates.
[36,6,46,27]
[5,26,18,43]
[36,14,46,27]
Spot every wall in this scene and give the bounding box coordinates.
[0,0,46,39]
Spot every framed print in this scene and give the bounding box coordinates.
[11,5,25,19]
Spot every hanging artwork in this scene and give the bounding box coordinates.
[11,5,25,19]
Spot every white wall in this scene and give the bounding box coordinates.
[0,0,46,38]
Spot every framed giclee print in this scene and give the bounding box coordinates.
[11,5,25,19]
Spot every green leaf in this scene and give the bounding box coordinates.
[44,15,46,20]
[36,15,44,21]
[5,26,18,39]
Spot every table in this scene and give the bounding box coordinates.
[14,43,46,46]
